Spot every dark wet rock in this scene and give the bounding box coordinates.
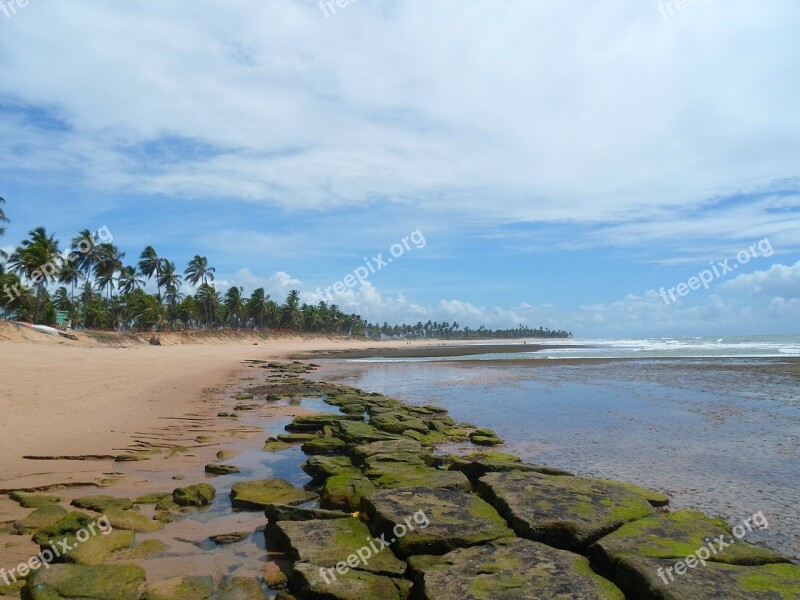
[610,556,800,600]
[9,491,61,508]
[26,564,146,600]
[71,495,135,512]
[142,575,214,600]
[476,472,655,553]
[421,536,625,600]
[274,591,298,600]
[205,464,242,475]
[361,487,514,558]
[321,474,377,511]
[14,504,68,534]
[211,531,251,545]
[290,563,411,600]
[302,437,348,455]
[236,393,255,400]
[590,510,791,578]
[265,504,351,522]
[231,479,316,511]
[271,517,407,576]
[303,455,360,481]
[286,414,363,433]
[234,404,259,411]
[173,483,216,507]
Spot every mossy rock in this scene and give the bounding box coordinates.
[302,437,347,455]
[333,421,404,444]
[448,456,572,482]
[173,484,216,507]
[210,531,251,545]
[302,455,360,481]
[271,518,407,576]
[468,429,504,446]
[599,479,670,508]
[0,580,23,597]
[406,554,443,584]
[72,495,135,512]
[339,403,367,416]
[216,450,239,461]
[142,576,214,600]
[204,464,242,475]
[321,474,377,512]
[66,530,135,565]
[362,487,514,558]
[590,510,791,577]
[286,414,362,433]
[476,472,655,553]
[265,504,352,523]
[290,563,411,600]
[277,433,319,443]
[32,512,95,546]
[14,504,68,534]
[612,556,800,600]
[230,479,315,511]
[134,492,170,505]
[235,393,255,400]
[9,491,61,509]
[348,439,427,465]
[155,496,179,511]
[421,536,624,600]
[365,463,471,492]
[25,564,146,600]
[264,438,295,452]
[371,413,429,435]
[114,539,170,560]
[401,430,449,446]
[103,509,164,533]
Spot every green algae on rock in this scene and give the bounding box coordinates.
[321,474,377,511]
[66,530,136,565]
[271,517,407,576]
[265,504,352,522]
[421,536,624,600]
[476,471,655,552]
[302,455,360,481]
[25,564,146,600]
[173,483,216,507]
[230,478,315,511]
[361,487,514,558]
[204,464,242,475]
[71,495,135,512]
[142,575,214,600]
[290,562,412,600]
[9,491,61,509]
[14,504,68,534]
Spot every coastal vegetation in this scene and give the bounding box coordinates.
[0,201,570,339]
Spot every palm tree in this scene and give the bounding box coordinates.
[195,283,221,327]
[94,244,125,301]
[138,246,163,301]
[58,260,83,309]
[224,286,244,330]
[283,290,303,329]
[8,227,60,322]
[0,196,8,239]
[246,288,271,329]
[118,266,145,295]
[157,261,182,326]
[185,256,215,324]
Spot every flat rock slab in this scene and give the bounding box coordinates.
[272,518,407,576]
[26,564,146,600]
[448,457,573,482]
[590,510,790,577]
[290,563,411,600]
[612,556,800,600]
[365,463,471,492]
[231,479,316,511]
[265,504,352,522]
[321,474,377,511]
[477,472,655,552]
[303,456,360,481]
[421,537,624,600]
[362,487,514,558]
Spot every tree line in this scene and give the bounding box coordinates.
[0,199,571,339]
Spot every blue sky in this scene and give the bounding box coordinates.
[1,1,799,337]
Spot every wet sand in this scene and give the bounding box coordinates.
[295,341,583,360]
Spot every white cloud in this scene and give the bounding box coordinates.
[722,260,800,297]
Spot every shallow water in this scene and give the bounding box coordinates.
[316,357,800,561]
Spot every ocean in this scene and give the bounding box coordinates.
[317,335,800,561]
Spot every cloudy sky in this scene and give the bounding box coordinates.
[1,1,798,337]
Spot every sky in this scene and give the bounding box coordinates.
[0,0,798,337]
